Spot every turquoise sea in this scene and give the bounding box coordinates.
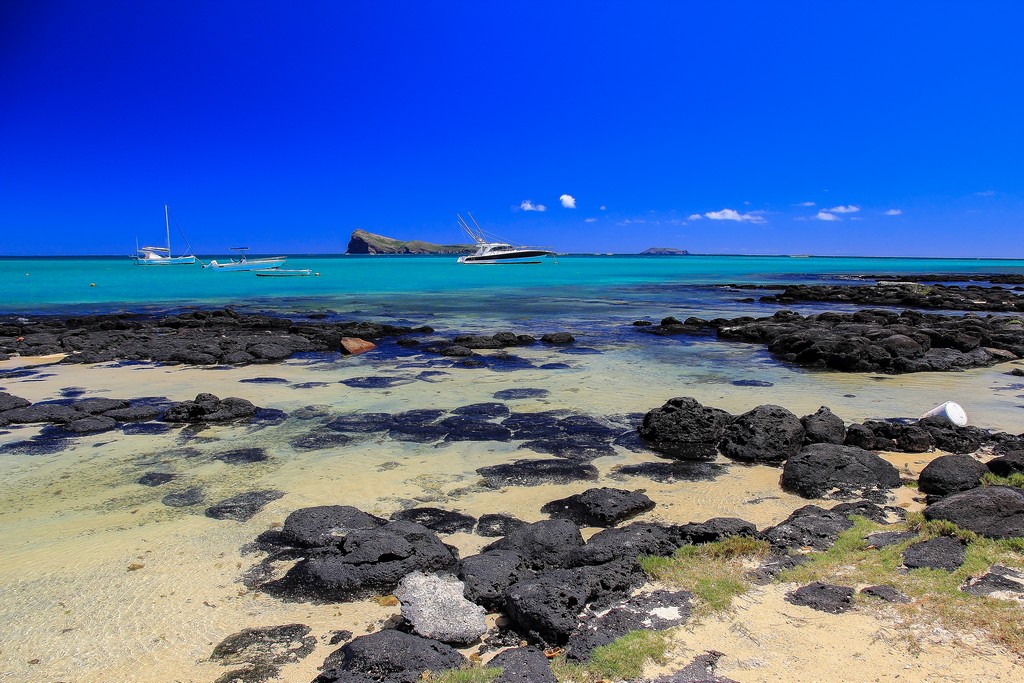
[4,254,1024,321]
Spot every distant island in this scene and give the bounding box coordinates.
[640,247,690,255]
[346,229,475,255]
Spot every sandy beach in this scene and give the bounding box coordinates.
[1,335,1022,682]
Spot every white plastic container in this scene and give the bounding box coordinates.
[920,401,968,427]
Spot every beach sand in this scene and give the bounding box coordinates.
[1,344,1022,682]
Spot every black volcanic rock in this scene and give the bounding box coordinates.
[541,487,655,527]
[712,308,1024,374]
[163,393,258,423]
[923,486,1024,539]
[860,585,911,603]
[902,536,967,571]
[988,450,1024,476]
[390,508,477,534]
[637,397,733,460]
[262,520,459,602]
[482,520,585,571]
[315,629,465,682]
[279,505,387,548]
[719,404,805,463]
[477,459,599,487]
[0,392,31,412]
[763,504,868,550]
[918,454,988,497]
[205,490,284,522]
[457,549,529,611]
[489,646,557,683]
[565,589,692,661]
[756,282,1024,313]
[475,513,526,537]
[781,443,901,499]
[785,582,854,613]
[0,310,434,367]
[801,406,846,445]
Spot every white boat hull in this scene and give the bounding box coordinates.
[133,255,197,265]
[458,250,555,265]
[203,257,287,271]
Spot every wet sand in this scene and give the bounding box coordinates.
[0,344,1022,682]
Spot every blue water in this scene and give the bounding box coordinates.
[3,254,1024,323]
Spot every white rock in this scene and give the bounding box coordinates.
[394,571,487,645]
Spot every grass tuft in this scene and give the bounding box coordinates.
[779,515,1024,655]
[427,667,501,683]
[550,630,670,682]
[640,535,771,616]
[982,472,1024,489]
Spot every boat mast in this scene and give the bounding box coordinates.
[457,213,486,244]
[164,203,171,254]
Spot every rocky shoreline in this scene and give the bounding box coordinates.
[219,395,1021,682]
[4,301,1024,378]
[2,284,1024,682]
[5,358,1022,681]
[733,281,1024,312]
[638,309,1024,373]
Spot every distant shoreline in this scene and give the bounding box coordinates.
[5,253,1024,261]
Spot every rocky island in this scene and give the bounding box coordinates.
[346,229,475,255]
[640,247,690,255]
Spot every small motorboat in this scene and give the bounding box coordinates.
[203,247,287,271]
[254,268,312,277]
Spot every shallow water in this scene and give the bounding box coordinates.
[1,256,1024,681]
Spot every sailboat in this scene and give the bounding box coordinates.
[133,204,197,265]
[455,213,556,264]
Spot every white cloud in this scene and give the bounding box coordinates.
[815,210,840,221]
[520,200,546,212]
[828,205,860,214]
[584,217,597,223]
[795,201,816,207]
[599,205,607,211]
[704,208,766,224]
[974,190,996,197]
[687,213,703,221]
[559,194,576,209]
[884,209,902,216]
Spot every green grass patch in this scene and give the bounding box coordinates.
[640,535,771,616]
[427,667,501,683]
[550,630,670,682]
[779,515,1024,655]
[982,472,1024,489]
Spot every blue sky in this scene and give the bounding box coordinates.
[1,1,1022,256]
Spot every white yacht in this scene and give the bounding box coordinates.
[455,213,556,264]
[133,204,197,265]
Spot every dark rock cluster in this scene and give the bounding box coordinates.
[244,498,766,680]
[0,389,281,460]
[639,309,1024,374]
[851,273,1024,286]
[756,282,1024,313]
[638,398,901,500]
[716,309,1024,373]
[0,310,433,365]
